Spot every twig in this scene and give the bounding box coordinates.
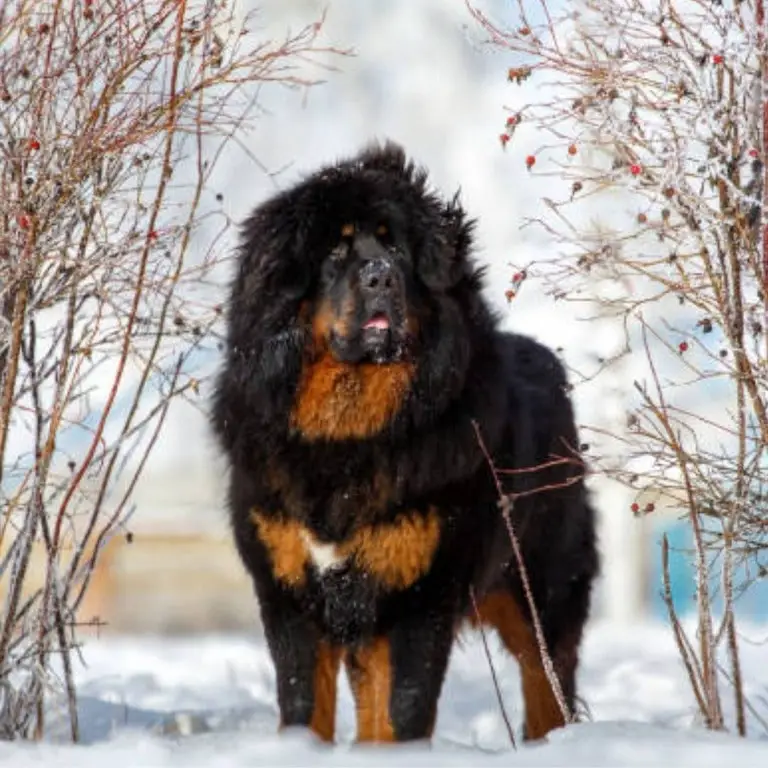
[469,585,517,749]
[661,534,708,719]
[472,420,572,726]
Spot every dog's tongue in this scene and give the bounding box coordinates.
[363,314,390,330]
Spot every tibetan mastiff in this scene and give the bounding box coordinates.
[210,142,598,744]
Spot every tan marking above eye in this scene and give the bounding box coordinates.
[341,222,355,238]
[376,224,388,237]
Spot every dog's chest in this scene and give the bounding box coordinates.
[299,529,348,573]
[251,508,441,592]
[251,509,442,644]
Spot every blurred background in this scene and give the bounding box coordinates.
[13,0,767,637]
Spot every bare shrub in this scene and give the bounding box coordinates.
[0,0,344,741]
[469,0,768,735]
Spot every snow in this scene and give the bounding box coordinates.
[2,621,767,766]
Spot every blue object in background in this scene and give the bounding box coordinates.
[649,518,768,621]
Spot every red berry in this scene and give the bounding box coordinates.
[567,143,578,156]
[506,115,517,127]
[28,139,40,151]
[678,341,689,353]
[148,229,159,240]
[630,163,642,175]
[504,289,516,302]
[518,26,531,36]
[38,23,50,34]
[749,148,759,159]
[500,133,510,147]
[631,502,640,513]
[525,154,536,168]
[17,214,30,230]
[645,502,655,513]
[513,271,524,282]
[713,54,724,65]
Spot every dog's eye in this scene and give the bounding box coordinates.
[340,223,355,239]
[376,223,396,248]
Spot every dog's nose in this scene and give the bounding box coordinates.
[360,258,397,295]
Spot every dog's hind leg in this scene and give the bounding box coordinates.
[471,588,582,741]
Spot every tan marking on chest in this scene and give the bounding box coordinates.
[290,352,415,441]
[251,509,441,591]
[251,513,309,587]
[346,509,441,590]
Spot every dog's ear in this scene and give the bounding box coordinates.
[213,194,318,447]
[229,192,316,341]
[416,191,476,291]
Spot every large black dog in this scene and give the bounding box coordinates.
[210,142,598,744]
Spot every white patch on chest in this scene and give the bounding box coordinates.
[299,530,347,574]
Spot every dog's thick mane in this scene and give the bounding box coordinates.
[210,142,507,500]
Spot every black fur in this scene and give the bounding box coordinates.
[210,141,599,743]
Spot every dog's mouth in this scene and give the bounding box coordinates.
[327,308,411,365]
[360,312,395,363]
[362,312,390,333]
[323,309,406,364]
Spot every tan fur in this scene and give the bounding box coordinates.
[251,509,440,593]
[346,637,396,742]
[250,512,308,587]
[470,591,567,740]
[291,291,419,441]
[309,640,342,742]
[347,510,440,590]
[290,351,414,441]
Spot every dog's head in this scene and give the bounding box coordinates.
[311,216,418,365]
[216,142,491,446]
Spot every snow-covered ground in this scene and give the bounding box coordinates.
[4,620,768,766]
